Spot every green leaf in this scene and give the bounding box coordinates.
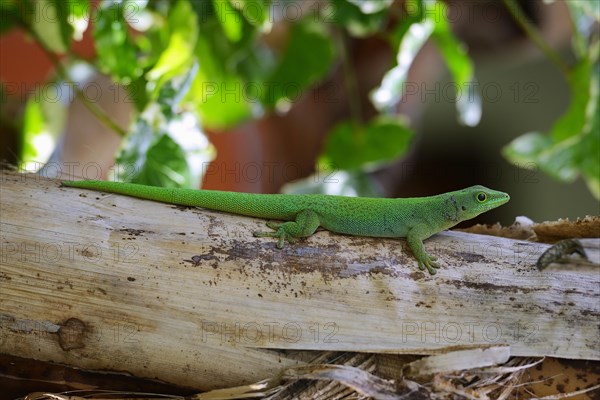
[191,2,268,86]
[577,60,599,198]
[262,19,335,108]
[191,71,253,129]
[370,18,433,111]
[117,61,212,187]
[503,55,599,198]
[147,0,198,83]
[31,0,67,53]
[93,1,141,83]
[21,98,47,161]
[536,137,580,181]
[429,2,471,85]
[550,59,592,141]
[117,117,190,187]
[190,22,254,129]
[330,0,388,37]
[133,133,191,187]
[158,62,199,118]
[579,113,600,198]
[369,0,428,112]
[371,0,479,124]
[213,0,244,42]
[320,116,414,170]
[229,0,271,30]
[502,132,552,166]
[20,86,66,163]
[388,0,424,48]
[125,74,150,112]
[213,0,243,42]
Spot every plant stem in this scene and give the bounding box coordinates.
[503,0,570,75]
[20,23,128,137]
[337,31,363,134]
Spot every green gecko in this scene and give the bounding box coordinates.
[62,181,509,274]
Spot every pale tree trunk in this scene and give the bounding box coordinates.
[1,170,598,389]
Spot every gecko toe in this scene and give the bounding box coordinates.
[266,222,281,230]
[426,263,438,275]
[425,259,440,275]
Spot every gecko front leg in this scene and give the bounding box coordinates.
[407,224,440,275]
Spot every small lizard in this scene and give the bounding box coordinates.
[536,239,589,271]
[62,181,509,274]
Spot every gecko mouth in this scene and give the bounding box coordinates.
[490,193,510,206]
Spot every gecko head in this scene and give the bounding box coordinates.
[454,185,510,221]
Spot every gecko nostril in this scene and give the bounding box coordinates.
[461,206,466,211]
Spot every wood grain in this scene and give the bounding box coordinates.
[1,170,598,389]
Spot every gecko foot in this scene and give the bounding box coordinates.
[417,254,439,275]
[253,226,296,249]
[253,211,320,249]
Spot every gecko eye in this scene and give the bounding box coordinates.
[477,192,487,203]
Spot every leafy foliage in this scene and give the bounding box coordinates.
[93,1,140,83]
[370,0,478,125]
[503,3,600,198]
[320,117,413,171]
[4,0,598,197]
[261,20,335,109]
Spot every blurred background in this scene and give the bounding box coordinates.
[1,0,598,225]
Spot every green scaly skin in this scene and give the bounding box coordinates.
[61,181,509,274]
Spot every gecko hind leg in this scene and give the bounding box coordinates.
[253,209,320,249]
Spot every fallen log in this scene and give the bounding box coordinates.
[1,170,598,389]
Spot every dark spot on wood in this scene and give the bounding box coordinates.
[120,228,149,237]
[454,252,485,263]
[258,293,263,298]
[448,279,538,294]
[580,308,600,318]
[127,277,135,282]
[81,248,96,258]
[58,318,87,351]
[185,254,217,267]
[173,205,194,211]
